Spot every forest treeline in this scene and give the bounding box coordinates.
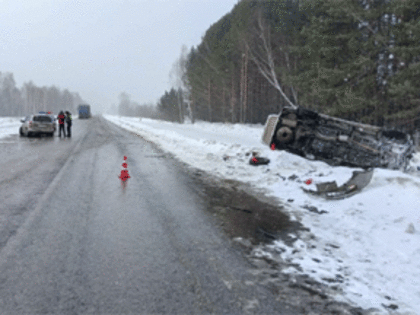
[0,72,84,116]
[121,0,420,132]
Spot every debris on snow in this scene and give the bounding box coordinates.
[249,156,270,166]
[302,168,374,200]
[405,223,415,234]
[301,205,328,215]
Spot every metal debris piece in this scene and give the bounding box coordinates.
[301,205,328,214]
[302,168,374,200]
[288,174,299,181]
[316,181,338,192]
[249,157,270,166]
[405,223,415,234]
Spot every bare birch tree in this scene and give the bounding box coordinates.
[169,45,192,123]
[246,10,297,110]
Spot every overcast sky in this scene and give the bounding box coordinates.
[1,0,239,113]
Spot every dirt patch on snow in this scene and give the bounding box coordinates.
[186,167,374,315]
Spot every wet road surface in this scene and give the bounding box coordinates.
[0,117,302,314]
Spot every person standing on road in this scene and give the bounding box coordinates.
[65,111,72,137]
[57,111,66,137]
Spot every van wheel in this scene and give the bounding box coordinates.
[276,126,294,144]
[19,127,24,136]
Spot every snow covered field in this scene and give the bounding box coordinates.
[0,114,418,314]
[0,117,22,140]
[103,115,420,315]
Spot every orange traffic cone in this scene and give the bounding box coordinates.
[119,156,130,182]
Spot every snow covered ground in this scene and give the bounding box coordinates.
[1,114,419,314]
[0,117,22,140]
[0,115,79,141]
[102,115,420,315]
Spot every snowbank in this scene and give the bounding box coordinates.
[0,117,22,140]
[28,114,420,313]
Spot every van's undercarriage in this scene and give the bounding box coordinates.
[262,107,415,170]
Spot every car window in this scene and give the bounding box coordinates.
[33,116,53,122]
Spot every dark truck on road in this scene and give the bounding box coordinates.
[78,104,91,119]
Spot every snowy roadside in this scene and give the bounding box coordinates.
[0,115,79,140]
[0,117,22,140]
[103,114,420,314]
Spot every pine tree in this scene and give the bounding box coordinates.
[387,0,420,130]
[286,0,367,118]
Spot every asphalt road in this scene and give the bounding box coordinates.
[0,117,298,314]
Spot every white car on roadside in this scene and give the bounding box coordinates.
[19,114,56,137]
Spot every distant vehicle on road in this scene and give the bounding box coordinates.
[78,104,91,119]
[19,114,55,137]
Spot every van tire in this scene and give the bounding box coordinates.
[276,126,294,144]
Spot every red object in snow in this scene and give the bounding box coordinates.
[305,179,313,185]
[122,162,128,168]
[119,169,131,181]
[271,143,276,150]
[124,156,127,160]
[252,157,258,163]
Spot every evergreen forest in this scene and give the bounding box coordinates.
[149,0,420,133]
